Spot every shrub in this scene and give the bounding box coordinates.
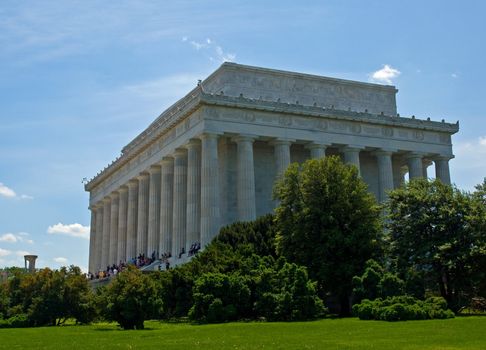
[0,313,30,328]
[102,266,162,329]
[353,296,454,321]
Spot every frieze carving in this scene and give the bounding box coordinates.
[362,126,380,135]
[381,127,394,137]
[243,111,256,122]
[278,115,292,126]
[350,123,362,134]
[314,119,328,130]
[414,130,424,140]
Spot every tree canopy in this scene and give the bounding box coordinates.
[387,178,486,311]
[274,156,383,315]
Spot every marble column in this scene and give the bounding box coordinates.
[407,153,423,180]
[422,160,431,179]
[172,148,188,257]
[94,205,104,272]
[186,139,201,249]
[126,179,138,261]
[273,139,291,178]
[147,165,161,257]
[101,197,111,271]
[136,172,150,256]
[435,156,452,185]
[200,133,220,247]
[235,135,256,221]
[392,158,406,189]
[159,157,174,255]
[343,146,362,175]
[375,150,394,202]
[117,186,128,264]
[109,192,119,266]
[307,143,327,159]
[88,206,97,273]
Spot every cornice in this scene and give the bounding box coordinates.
[199,92,459,133]
[85,90,458,192]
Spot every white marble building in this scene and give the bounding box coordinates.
[85,63,458,273]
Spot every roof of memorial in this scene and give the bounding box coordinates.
[85,63,459,191]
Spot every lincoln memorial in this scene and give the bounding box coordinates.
[85,63,459,273]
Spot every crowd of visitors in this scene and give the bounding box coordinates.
[87,243,201,280]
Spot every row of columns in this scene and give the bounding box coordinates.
[88,134,452,273]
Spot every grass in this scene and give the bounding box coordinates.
[0,317,485,349]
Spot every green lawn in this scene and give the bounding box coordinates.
[0,317,484,349]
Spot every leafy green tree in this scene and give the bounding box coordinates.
[189,272,252,323]
[274,156,382,315]
[103,265,162,329]
[254,260,326,321]
[352,260,404,303]
[387,178,486,311]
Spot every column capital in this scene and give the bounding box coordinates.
[405,152,426,160]
[342,145,365,152]
[434,154,454,161]
[270,138,295,146]
[373,148,397,157]
[148,164,161,174]
[102,196,112,204]
[305,142,330,150]
[160,156,174,165]
[109,191,120,200]
[173,147,187,157]
[128,178,139,188]
[199,132,221,141]
[232,134,256,143]
[118,185,128,194]
[136,171,150,180]
[185,138,201,149]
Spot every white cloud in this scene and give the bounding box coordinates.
[451,73,458,78]
[0,182,16,198]
[0,182,33,200]
[53,257,68,264]
[0,248,12,257]
[183,36,236,63]
[0,232,34,244]
[370,64,401,84]
[0,233,18,243]
[47,223,90,239]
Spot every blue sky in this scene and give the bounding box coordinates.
[1,1,485,270]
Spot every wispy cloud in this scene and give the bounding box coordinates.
[0,183,16,198]
[0,248,11,257]
[0,182,33,200]
[451,73,459,78]
[182,36,236,63]
[47,223,90,239]
[370,64,401,84]
[53,257,68,264]
[0,232,33,244]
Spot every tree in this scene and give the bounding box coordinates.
[274,156,383,316]
[387,178,486,311]
[102,265,162,329]
[352,259,405,303]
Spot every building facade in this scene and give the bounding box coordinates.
[85,63,459,273]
